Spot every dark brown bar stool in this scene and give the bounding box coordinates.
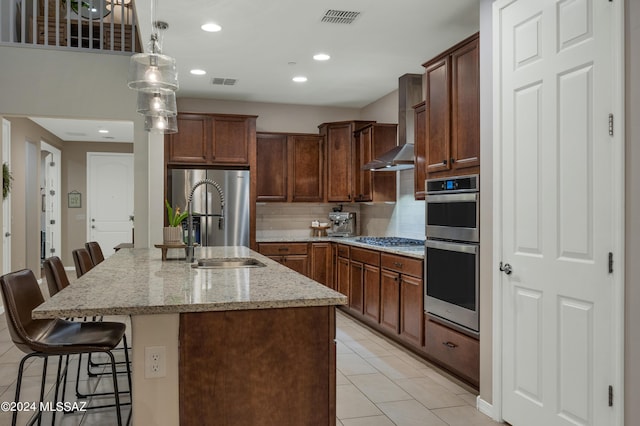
[85,241,105,265]
[72,248,94,278]
[42,256,69,298]
[0,269,131,426]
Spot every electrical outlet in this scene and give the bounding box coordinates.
[145,346,166,378]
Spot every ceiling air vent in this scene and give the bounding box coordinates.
[321,9,360,24]
[211,78,238,86]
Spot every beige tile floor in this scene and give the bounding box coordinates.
[0,287,503,425]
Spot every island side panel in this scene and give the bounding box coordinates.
[179,306,336,426]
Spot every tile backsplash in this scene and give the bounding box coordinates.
[256,169,425,240]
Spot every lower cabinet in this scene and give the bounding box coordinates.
[363,264,381,323]
[336,245,350,297]
[257,243,309,276]
[310,242,333,287]
[380,269,400,333]
[424,318,479,387]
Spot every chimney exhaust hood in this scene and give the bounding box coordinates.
[362,73,423,172]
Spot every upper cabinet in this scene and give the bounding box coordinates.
[421,33,479,183]
[165,113,257,167]
[413,101,427,200]
[354,123,398,203]
[256,132,324,203]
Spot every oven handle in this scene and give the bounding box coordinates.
[425,239,479,254]
[426,192,478,203]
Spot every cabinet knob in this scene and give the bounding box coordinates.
[442,159,447,165]
[450,158,455,164]
[442,341,458,349]
[394,262,403,268]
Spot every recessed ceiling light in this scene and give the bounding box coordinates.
[292,76,308,83]
[201,23,222,32]
[190,69,207,75]
[98,129,109,134]
[313,53,330,61]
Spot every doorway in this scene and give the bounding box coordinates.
[40,141,61,263]
[2,118,11,276]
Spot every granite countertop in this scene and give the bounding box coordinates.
[33,247,347,319]
[257,236,425,259]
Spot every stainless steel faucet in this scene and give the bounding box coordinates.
[186,179,225,262]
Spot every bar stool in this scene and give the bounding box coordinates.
[72,248,94,278]
[85,241,105,265]
[0,269,131,426]
[42,256,69,298]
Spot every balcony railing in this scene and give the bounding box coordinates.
[0,0,141,53]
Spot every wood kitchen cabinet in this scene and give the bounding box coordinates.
[348,247,381,317]
[422,33,479,179]
[413,101,427,200]
[380,253,424,347]
[354,123,398,202]
[257,243,309,276]
[166,113,256,167]
[256,132,324,202]
[336,245,350,297]
[310,242,334,288]
[319,121,374,202]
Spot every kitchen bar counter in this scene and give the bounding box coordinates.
[257,236,425,259]
[34,247,346,426]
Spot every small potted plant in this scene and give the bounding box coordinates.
[164,200,187,244]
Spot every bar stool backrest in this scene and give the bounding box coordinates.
[43,256,70,297]
[72,248,94,279]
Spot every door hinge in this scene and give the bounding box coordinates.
[608,252,614,274]
[608,113,614,136]
[49,220,55,225]
[609,385,613,406]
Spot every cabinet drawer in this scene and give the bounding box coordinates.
[381,253,423,278]
[425,319,479,385]
[258,243,308,256]
[350,247,380,266]
[337,244,350,259]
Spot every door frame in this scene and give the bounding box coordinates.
[2,118,11,276]
[491,0,626,423]
[40,141,61,261]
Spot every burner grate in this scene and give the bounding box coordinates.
[356,237,424,247]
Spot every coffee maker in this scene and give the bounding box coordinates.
[328,211,357,237]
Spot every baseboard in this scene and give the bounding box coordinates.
[477,396,495,419]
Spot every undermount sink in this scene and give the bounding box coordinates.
[191,257,267,269]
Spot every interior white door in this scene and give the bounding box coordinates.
[87,153,134,258]
[494,0,623,425]
[2,118,10,274]
[41,142,61,259]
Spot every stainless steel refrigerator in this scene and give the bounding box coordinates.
[170,169,250,247]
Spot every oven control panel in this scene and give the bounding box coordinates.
[426,174,478,194]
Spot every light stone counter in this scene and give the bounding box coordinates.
[257,236,426,259]
[33,246,346,319]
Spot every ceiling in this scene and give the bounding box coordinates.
[30,0,480,142]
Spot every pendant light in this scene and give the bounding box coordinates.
[144,115,178,134]
[127,30,178,92]
[136,90,177,116]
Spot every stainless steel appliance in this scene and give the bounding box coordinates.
[424,174,479,335]
[170,169,250,247]
[328,212,356,237]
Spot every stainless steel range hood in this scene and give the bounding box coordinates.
[362,73,423,171]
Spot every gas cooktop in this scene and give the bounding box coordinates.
[355,237,425,247]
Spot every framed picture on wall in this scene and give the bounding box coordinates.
[68,191,81,208]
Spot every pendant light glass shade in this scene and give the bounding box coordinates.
[128,52,178,92]
[137,91,177,116]
[144,114,178,134]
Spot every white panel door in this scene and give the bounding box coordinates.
[494,0,623,425]
[87,153,134,258]
[2,118,11,274]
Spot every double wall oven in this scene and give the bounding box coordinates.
[424,175,479,336]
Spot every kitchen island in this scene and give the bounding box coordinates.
[33,247,347,426]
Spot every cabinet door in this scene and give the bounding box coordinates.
[380,269,400,333]
[325,123,354,202]
[337,257,350,297]
[400,274,424,346]
[424,57,451,174]
[211,116,250,165]
[256,133,288,202]
[363,264,381,323]
[414,102,427,200]
[290,135,324,202]
[370,124,398,202]
[166,114,210,164]
[283,255,309,277]
[450,37,480,172]
[349,261,364,315]
[354,127,372,202]
[310,242,333,287]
